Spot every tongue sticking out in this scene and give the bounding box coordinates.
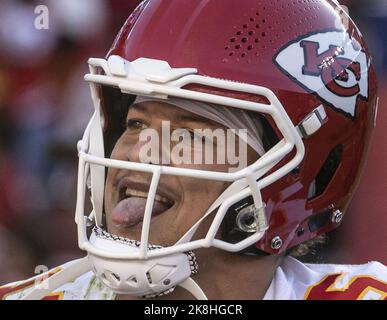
[111,197,170,227]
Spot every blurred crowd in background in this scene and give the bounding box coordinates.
[0,0,142,283]
[0,0,386,284]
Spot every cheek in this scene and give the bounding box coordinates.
[103,139,128,213]
[104,170,115,213]
[103,141,122,221]
[170,179,229,242]
[109,137,126,160]
[178,178,228,221]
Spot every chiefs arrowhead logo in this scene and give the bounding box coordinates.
[274,30,369,118]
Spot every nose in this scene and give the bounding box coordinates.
[123,124,170,165]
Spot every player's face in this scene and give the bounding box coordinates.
[104,101,257,245]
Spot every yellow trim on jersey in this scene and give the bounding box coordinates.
[303,273,338,300]
[0,267,62,300]
[357,287,387,300]
[326,273,387,292]
[304,272,387,300]
[44,292,65,300]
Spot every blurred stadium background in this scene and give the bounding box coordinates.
[0,0,386,284]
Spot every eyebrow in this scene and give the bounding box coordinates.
[130,103,218,127]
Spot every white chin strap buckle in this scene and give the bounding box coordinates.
[88,227,198,298]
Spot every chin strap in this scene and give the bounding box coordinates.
[140,277,208,300]
[179,277,208,300]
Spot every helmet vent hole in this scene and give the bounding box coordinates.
[225,1,325,62]
[226,12,272,61]
[100,270,120,287]
[111,272,120,282]
[146,272,152,284]
[308,144,343,200]
[125,275,140,288]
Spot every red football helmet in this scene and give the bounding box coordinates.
[67,0,378,298]
[96,0,377,250]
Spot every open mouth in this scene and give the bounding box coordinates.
[111,178,175,228]
[118,187,174,207]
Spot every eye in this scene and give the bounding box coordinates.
[125,119,147,131]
